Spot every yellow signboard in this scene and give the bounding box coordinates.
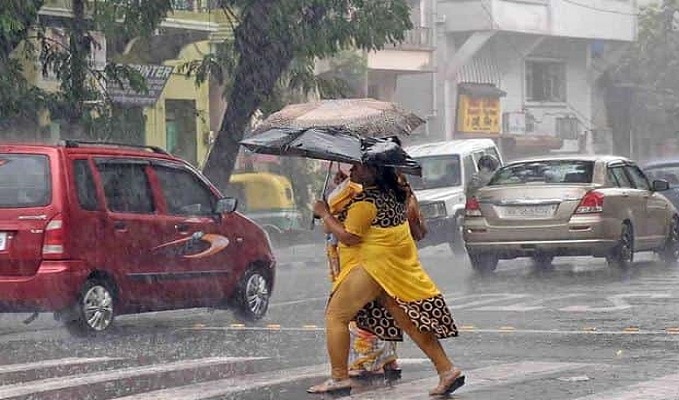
[456,94,501,134]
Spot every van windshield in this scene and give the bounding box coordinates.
[409,155,462,191]
[0,155,51,208]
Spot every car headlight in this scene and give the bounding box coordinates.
[420,201,447,219]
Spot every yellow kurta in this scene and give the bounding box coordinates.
[332,194,440,302]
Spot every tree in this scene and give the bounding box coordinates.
[200,0,413,191]
[0,1,46,131]
[0,0,174,138]
[610,1,679,155]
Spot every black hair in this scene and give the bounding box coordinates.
[373,165,408,204]
[478,154,499,171]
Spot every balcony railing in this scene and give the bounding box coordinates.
[171,0,221,12]
[43,0,222,12]
[392,27,433,50]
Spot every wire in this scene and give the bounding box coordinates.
[560,0,640,17]
[477,0,598,130]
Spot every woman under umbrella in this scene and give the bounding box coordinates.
[307,160,464,396]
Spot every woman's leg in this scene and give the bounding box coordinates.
[326,267,383,380]
[380,295,453,374]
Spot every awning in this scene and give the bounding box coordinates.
[458,83,507,98]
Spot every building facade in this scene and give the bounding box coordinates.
[393,0,637,158]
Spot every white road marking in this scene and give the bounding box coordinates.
[559,293,672,312]
[448,293,531,309]
[0,357,267,399]
[572,373,679,400]
[474,294,580,311]
[347,361,592,399]
[112,363,328,400]
[0,357,121,374]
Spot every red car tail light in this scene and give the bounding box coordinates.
[42,213,67,259]
[465,197,482,217]
[575,191,604,214]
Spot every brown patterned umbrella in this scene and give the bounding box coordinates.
[251,98,425,138]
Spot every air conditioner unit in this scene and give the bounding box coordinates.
[502,112,526,135]
[556,116,580,140]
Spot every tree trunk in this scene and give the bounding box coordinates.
[67,0,89,137]
[202,2,294,192]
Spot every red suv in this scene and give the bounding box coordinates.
[0,140,276,335]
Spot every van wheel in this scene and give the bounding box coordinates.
[469,253,498,273]
[64,279,115,336]
[660,216,679,265]
[607,223,634,269]
[232,267,271,321]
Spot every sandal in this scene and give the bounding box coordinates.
[429,368,465,397]
[307,378,352,394]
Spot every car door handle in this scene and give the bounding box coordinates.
[113,221,127,231]
[175,223,189,233]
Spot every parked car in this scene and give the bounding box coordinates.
[0,140,276,335]
[405,139,503,254]
[643,159,679,211]
[463,156,679,273]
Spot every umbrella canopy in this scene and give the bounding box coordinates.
[251,98,425,138]
[240,127,422,176]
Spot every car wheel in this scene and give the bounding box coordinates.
[607,223,634,269]
[532,254,554,269]
[64,279,115,336]
[660,216,679,265]
[469,253,498,273]
[232,267,271,321]
[449,214,466,256]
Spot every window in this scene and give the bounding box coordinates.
[609,166,633,188]
[526,60,566,102]
[463,155,475,185]
[0,154,51,208]
[155,165,215,216]
[73,160,99,211]
[409,155,462,190]
[97,162,155,213]
[489,160,594,185]
[625,165,650,190]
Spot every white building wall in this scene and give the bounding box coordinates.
[494,38,592,151]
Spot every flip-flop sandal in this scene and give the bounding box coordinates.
[307,379,352,394]
[430,370,465,397]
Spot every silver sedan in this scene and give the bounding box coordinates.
[463,156,679,272]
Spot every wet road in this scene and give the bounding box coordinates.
[1,243,678,399]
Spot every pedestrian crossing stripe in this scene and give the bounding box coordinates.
[0,357,267,399]
[2,357,679,399]
[572,373,679,400]
[0,357,121,374]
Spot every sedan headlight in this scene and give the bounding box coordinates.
[420,201,447,219]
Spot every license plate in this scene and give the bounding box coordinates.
[498,204,557,219]
[0,232,6,251]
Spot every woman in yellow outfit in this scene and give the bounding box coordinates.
[308,162,464,396]
[325,169,400,379]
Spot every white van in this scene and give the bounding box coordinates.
[405,139,503,254]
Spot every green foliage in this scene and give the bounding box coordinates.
[613,3,679,137]
[0,1,45,126]
[201,0,413,190]
[0,0,172,138]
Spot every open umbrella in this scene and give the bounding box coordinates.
[251,98,425,138]
[239,127,422,176]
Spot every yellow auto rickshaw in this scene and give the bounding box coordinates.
[227,172,304,242]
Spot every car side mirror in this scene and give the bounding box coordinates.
[653,179,670,192]
[215,197,238,214]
